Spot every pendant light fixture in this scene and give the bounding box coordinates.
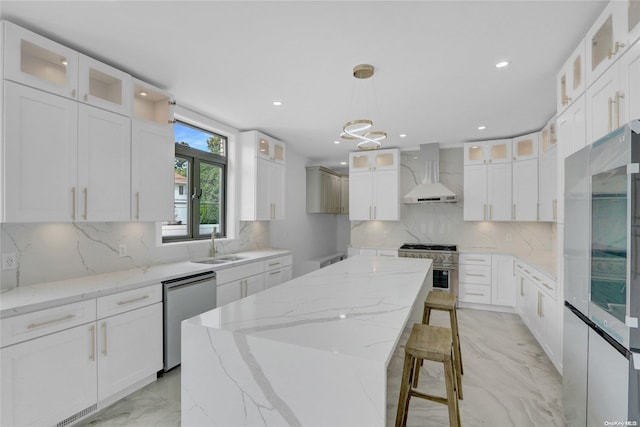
[341,64,387,150]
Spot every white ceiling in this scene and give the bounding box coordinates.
[1,1,606,169]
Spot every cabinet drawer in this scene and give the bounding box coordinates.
[97,284,161,319]
[217,261,263,284]
[459,253,491,266]
[531,272,556,298]
[459,265,491,285]
[264,255,292,271]
[459,284,492,304]
[1,300,96,348]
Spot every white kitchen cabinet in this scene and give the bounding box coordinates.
[264,255,293,289]
[513,158,538,221]
[512,133,539,162]
[132,78,174,126]
[97,303,163,401]
[131,120,174,221]
[256,132,285,165]
[586,62,620,144]
[463,139,511,165]
[349,149,398,171]
[240,131,286,221]
[244,274,265,297]
[3,21,79,100]
[539,144,558,222]
[79,54,131,116]
[78,103,131,222]
[3,81,79,222]
[349,149,400,221]
[586,1,631,86]
[217,281,242,306]
[557,40,586,114]
[463,161,511,222]
[491,255,516,307]
[458,254,492,305]
[516,269,530,322]
[557,95,586,225]
[618,38,640,127]
[1,323,98,427]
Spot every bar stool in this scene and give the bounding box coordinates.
[422,291,463,377]
[395,324,461,427]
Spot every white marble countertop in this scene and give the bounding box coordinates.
[458,246,556,279]
[185,255,432,364]
[181,255,432,426]
[0,248,291,319]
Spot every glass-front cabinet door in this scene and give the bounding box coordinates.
[79,55,132,116]
[586,1,629,86]
[463,142,486,165]
[628,0,640,45]
[256,134,285,164]
[557,40,585,114]
[3,21,79,99]
[513,133,538,162]
[349,149,397,171]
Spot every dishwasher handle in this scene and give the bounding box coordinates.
[163,271,216,290]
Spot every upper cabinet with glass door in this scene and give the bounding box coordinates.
[513,133,539,162]
[256,133,285,165]
[540,115,557,155]
[586,1,631,86]
[79,55,132,116]
[2,21,79,100]
[557,40,585,114]
[132,79,174,126]
[463,139,512,165]
[349,149,398,172]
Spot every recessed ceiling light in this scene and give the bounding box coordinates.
[334,140,340,145]
[139,91,148,97]
[272,100,283,106]
[495,61,510,69]
[340,161,347,165]
[477,125,487,130]
[60,58,68,66]
[399,134,407,138]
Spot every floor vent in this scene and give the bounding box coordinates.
[56,404,97,427]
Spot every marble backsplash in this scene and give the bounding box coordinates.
[1,221,270,290]
[351,147,554,255]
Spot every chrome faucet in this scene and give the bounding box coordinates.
[210,230,217,257]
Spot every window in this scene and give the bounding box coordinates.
[162,121,227,242]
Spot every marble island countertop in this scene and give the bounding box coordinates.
[0,248,291,319]
[181,255,433,426]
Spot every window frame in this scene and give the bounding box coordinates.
[163,121,228,243]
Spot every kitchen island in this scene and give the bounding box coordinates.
[181,255,432,427]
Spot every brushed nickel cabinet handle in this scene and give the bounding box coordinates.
[374,206,377,219]
[466,273,486,277]
[608,97,614,132]
[72,89,77,98]
[117,295,149,306]
[84,93,88,102]
[465,292,485,296]
[269,270,281,275]
[489,204,492,220]
[102,322,107,356]
[83,188,88,220]
[71,187,76,220]
[90,325,95,361]
[268,261,281,267]
[136,192,140,220]
[513,259,516,275]
[466,258,486,262]
[616,92,624,128]
[27,314,76,329]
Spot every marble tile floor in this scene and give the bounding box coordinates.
[76,309,565,427]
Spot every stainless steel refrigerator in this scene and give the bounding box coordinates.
[563,120,640,427]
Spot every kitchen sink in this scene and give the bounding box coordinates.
[216,255,247,262]
[191,259,230,265]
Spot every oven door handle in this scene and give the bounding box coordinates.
[435,265,457,270]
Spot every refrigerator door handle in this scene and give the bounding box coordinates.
[633,352,640,370]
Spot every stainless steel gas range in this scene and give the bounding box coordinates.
[398,244,458,295]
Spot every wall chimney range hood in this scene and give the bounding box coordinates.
[403,143,457,203]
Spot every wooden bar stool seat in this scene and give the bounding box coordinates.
[422,291,463,377]
[395,324,461,427]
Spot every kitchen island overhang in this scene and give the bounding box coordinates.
[181,255,433,427]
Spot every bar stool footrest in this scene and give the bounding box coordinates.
[410,389,448,405]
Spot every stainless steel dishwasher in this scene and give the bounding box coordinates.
[163,270,216,371]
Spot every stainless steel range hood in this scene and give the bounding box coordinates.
[403,143,457,203]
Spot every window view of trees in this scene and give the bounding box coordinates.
[162,122,227,242]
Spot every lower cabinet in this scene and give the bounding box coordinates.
[0,284,163,427]
[1,324,98,427]
[216,254,293,305]
[458,253,492,304]
[97,303,163,401]
[491,255,516,307]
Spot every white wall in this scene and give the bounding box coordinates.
[270,147,340,278]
